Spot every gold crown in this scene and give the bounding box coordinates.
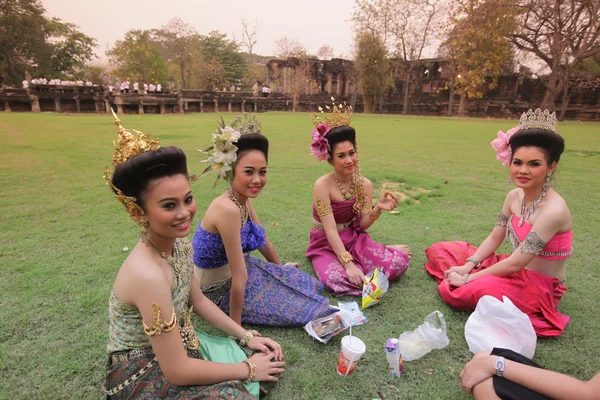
[311,97,353,128]
[519,108,558,132]
[104,109,161,226]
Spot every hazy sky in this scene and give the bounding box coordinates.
[43,0,356,62]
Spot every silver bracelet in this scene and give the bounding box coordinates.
[462,273,470,285]
[466,256,481,268]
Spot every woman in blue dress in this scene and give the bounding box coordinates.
[192,115,335,326]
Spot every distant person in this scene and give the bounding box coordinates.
[425,109,571,337]
[22,79,29,89]
[460,349,600,399]
[143,83,148,93]
[156,83,162,93]
[149,83,156,93]
[133,81,139,93]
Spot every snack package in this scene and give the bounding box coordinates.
[337,301,368,326]
[304,310,355,343]
[362,268,389,309]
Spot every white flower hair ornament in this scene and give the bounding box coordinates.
[199,114,262,188]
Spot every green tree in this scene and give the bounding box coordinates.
[106,30,168,84]
[200,31,247,84]
[441,0,517,116]
[0,0,96,86]
[354,31,393,113]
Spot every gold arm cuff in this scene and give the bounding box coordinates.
[315,199,333,217]
[368,206,382,221]
[337,251,354,266]
[143,303,177,337]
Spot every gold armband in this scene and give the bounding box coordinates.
[315,199,333,217]
[496,212,510,228]
[368,206,382,221]
[337,251,354,266]
[143,303,176,337]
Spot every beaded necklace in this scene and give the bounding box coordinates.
[227,187,248,226]
[334,175,355,200]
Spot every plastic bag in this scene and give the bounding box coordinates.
[362,268,389,309]
[304,309,355,344]
[338,301,368,326]
[465,295,536,359]
[397,311,450,361]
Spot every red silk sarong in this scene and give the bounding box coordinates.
[425,241,569,337]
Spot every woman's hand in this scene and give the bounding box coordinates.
[446,271,466,287]
[346,263,366,286]
[459,352,495,394]
[283,262,300,268]
[444,264,472,278]
[247,336,284,361]
[377,191,399,211]
[248,352,286,382]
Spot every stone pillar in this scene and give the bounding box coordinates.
[184,101,188,112]
[4,101,11,112]
[178,95,184,114]
[54,98,61,113]
[104,99,111,113]
[75,98,81,113]
[31,95,40,112]
[160,103,166,114]
[214,98,219,112]
[254,100,257,112]
[200,100,204,112]
[228,101,232,112]
[138,103,144,114]
[117,104,124,114]
[241,100,245,113]
[94,100,100,113]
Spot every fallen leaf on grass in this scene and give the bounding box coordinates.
[272,222,279,226]
[389,211,400,214]
[423,368,434,375]
[122,247,129,252]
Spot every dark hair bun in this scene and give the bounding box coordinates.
[236,133,269,160]
[509,128,565,164]
[325,126,356,156]
[111,146,188,207]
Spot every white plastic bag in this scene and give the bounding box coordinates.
[397,311,450,361]
[465,295,536,359]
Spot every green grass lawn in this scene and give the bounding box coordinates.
[1,112,599,399]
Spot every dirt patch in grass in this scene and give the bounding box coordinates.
[380,181,430,204]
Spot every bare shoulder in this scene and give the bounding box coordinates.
[545,191,572,222]
[115,250,169,304]
[506,188,521,202]
[362,177,373,190]
[314,174,332,189]
[208,194,240,218]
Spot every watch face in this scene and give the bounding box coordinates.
[495,357,505,376]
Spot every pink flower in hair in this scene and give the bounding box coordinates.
[491,126,520,166]
[310,123,331,161]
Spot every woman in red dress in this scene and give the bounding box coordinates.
[425,109,572,337]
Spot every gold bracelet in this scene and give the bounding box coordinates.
[242,359,256,383]
[368,206,382,221]
[337,251,354,266]
[239,330,261,347]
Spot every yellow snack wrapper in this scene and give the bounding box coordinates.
[362,268,389,309]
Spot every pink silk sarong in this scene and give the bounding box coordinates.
[306,199,409,296]
[425,241,569,337]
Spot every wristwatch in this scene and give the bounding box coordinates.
[495,356,505,377]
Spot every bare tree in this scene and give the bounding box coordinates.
[510,0,600,111]
[239,16,259,54]
[273,37,307,59]
[317,45,335,60]
[353,0,446,114]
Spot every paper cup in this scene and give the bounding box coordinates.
[336,335,366,376]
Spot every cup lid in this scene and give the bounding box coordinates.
[342,336,366,354]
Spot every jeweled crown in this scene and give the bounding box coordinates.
[311,97,353,128]
[519,108,558,132]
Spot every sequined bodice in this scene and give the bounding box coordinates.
[106,238,195,353]
[506,215,573,260]
[192,219,266,269]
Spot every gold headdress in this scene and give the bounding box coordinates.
[518,108,558,132]
[311,97,353,128]
[199,114,262,189]
[104,109,161,225]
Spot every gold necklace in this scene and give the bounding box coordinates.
[227,187,248,226]
[144,236,181,275]
[334,175,355,200]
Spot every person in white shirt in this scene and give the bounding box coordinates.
[156,83,162,93]
[133,82,139,93]
[149,83,156,92]
[143,83,148,93]
[22,80,29,89]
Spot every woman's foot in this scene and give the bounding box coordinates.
[390,244,412,258]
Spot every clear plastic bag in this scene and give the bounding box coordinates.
[465,295,536,359]
[397,311,450,361]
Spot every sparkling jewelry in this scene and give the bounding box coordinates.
[338,251,354,266]
[518,180,549,227]
[496,213,510,228]
[462,273,470,285]
[243,358,257,383]
[315,199,333,217]
[239,330,261,347]
[143,303,177,337]
[227,187,248,226]
[143,236,181,275]
[466,256,481,268]
[368,206,381,221]
[335,175,355,200]
[519,108,557,131]
[495,356,506,377]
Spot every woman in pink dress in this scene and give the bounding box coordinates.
[425,109,572,337]
[305,103,411,296]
